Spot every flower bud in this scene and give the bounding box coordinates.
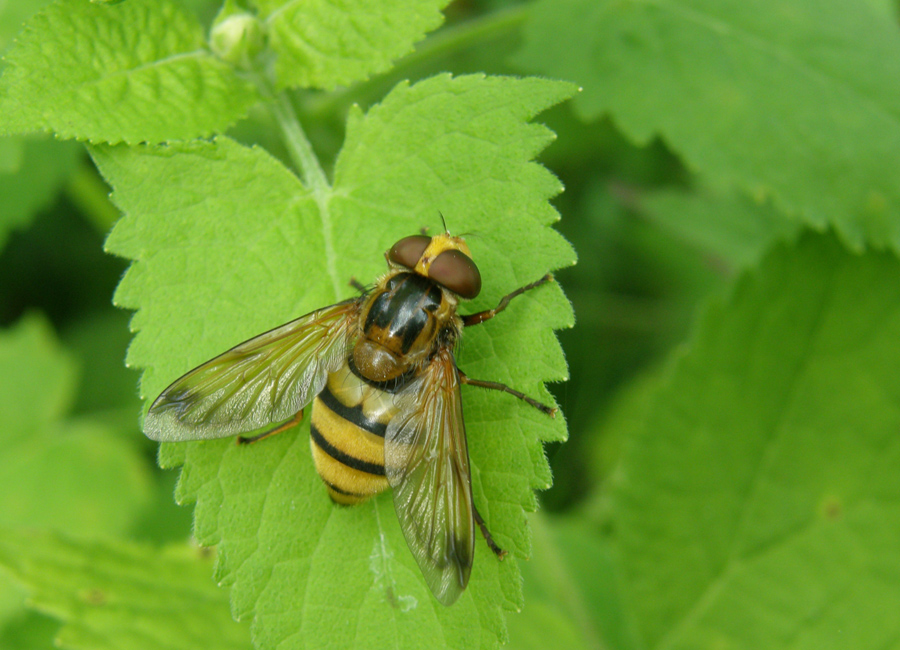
[210,9,265,70]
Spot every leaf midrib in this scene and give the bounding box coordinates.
[652,261,839,650]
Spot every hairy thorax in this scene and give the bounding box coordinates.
[353,271,460,383]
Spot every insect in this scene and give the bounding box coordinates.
[143,230,556,605]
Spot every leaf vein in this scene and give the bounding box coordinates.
[653,263,839,650]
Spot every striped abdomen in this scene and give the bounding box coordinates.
[309,362,401,504]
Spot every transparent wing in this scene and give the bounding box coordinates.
[385,347,475,606]
[144,298,361,442]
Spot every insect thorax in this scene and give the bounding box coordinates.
[353,271,460,382]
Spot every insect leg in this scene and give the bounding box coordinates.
[458,371,556,417]
[237,408,305,445]
[349,277,366,293]
[462,274,553,327]
[473,505,507,559]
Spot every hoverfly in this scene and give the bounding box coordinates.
[143,230,556,605]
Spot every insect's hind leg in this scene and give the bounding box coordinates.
[458,371,556,417]
[462,274,553,327]
[474,504,507,559]
[237,408,304,445]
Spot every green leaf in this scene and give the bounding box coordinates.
[0,528,251,650]
[0,315,74,438]
[612,232,900,650]
[0,0,259,144]
[0,609,60,650]
[0,137,22,173]
[0,316,157,642]
[62,309,144,416]
[0,136,83,251]
[0,0,52,56]
[860,0,899,19]
[0,315,153,535]
[516,0,900,252]
[101,74,575,649]
[0,420,154,535]
[640,184,803,270]
[506,513,633,650]
[255,0,449,89]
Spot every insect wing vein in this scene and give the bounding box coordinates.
[385,348,475,606]
[143,299,361,441]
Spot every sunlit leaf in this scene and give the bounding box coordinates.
[101,74,575,649]
[0,0,258,143]
[255,0,449,89]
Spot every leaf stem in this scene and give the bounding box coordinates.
[268,90,330,195]
[253,72,342,295]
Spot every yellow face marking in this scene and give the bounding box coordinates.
[413,232,472,277]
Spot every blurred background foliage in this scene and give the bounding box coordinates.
[4,0,899,648]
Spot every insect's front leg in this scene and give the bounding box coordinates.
[462,274,553,327]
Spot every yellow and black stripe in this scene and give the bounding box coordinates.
[309,363,400,504]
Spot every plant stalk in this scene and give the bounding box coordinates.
[254,73,341,295]
[269,90,331,194]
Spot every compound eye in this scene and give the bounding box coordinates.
[429,249,482,299]
[388,235,431,269]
